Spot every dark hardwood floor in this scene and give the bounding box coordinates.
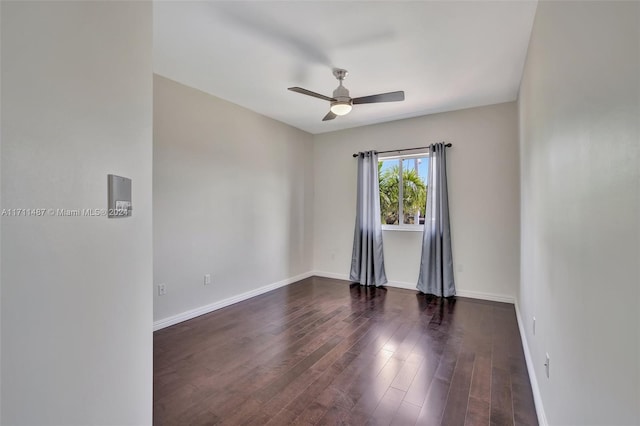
[154,276,538,426]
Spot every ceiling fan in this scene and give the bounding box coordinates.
[288,69,405,121]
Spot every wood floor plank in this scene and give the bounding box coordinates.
[469,355,492,403]
[403,353,439,407]
[369,386,406,425]
[441,351,476,426]
[390,352,424,391]
[465,396,491,426]
[415,377,452,426]
[391,400,422,426]
[153,277,537,426]
[490,367,514,426]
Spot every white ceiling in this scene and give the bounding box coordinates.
[154,1,537,135]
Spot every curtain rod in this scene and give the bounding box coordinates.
[352,143,452,157]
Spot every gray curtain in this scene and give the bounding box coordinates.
[417,143,455,297]
[350,151,388,287]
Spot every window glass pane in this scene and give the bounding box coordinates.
[402,157,428,225]
[378,158,399,225]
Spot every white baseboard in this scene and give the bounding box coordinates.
[311,271,418,292]
[311,270,514,304]
[515,301,548,426]
[311,270,350,282]
[455,289,514,304]
[153,271,313,331]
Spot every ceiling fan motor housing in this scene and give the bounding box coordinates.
[332,85,351,103]
[330,85,352,115]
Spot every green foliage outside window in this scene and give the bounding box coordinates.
[378,161,427,225]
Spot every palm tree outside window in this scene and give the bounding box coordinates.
[378,154,429,228]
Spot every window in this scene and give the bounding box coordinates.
[379,154,429,230]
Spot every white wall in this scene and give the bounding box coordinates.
[0,2,3,419]
[313,102,520,301]
[153,75,314,323]
[1,2,153,425]
[518,1,639,424]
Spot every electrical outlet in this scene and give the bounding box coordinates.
[204,274,212,285]
[544,353,550,378]
[157,283,166,296]
[533,317,536,335]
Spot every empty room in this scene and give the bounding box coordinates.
[1,1,638,425]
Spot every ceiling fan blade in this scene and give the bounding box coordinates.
[288,87,335,102]
[352,91,405,104]
[322,111,337,121]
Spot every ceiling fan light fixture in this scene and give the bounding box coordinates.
[288,68,404,121]
[330,101,352,116]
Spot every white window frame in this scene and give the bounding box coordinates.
[379,152,429,232]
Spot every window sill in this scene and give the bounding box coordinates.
[381,225,424,232]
